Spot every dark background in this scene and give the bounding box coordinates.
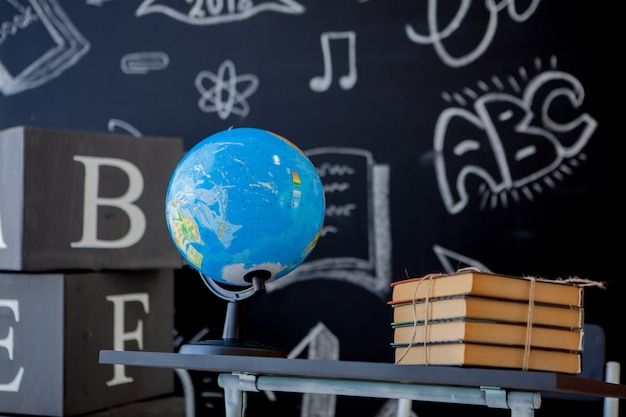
[0,1,616,416]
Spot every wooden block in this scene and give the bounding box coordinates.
[0,270,175,416]
[80,395,185,417]
[0,126,185,271]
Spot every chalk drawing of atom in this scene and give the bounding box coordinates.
[194,60,259,119]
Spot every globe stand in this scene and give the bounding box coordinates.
[178,271,286,357]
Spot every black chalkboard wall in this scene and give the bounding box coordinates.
[0,1,615,416]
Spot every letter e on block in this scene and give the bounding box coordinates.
[0,299,24,392]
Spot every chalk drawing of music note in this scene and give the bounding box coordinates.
[309,31,357,92]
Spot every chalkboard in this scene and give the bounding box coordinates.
[0,1,613,416]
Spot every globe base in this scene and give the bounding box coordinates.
[179,339,285,357]
[180,272,285,357]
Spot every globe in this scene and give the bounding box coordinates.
[165,127,325,287]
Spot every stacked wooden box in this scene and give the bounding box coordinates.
[389,270,586,374]
[0,126,185,416]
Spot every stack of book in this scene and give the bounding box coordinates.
[389,270,586,374]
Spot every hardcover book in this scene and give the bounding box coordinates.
[390,295,583,329]
[393,342,581,374]
[392,318,583,351]
[391,271,583,307]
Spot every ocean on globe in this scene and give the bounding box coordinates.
[165,127,325,287]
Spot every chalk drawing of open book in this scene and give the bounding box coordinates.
[268,147,392,298]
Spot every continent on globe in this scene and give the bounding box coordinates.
[165,127,325,287]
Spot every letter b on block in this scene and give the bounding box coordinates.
[0,126,185,271]
[71,156,146,249]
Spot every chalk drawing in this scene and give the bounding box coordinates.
[375,399,418,417]
[280,323,413,417]
[197,373,222,412]
[86,0,117,6]
[288,322,339,417]
[107,119,142,137]
[310,31,357,92]
[0,0,90,95]
[433,244,491,273]
[195,60,259,120]
[405,0,541,68]
[173,326,225,415]
[268,148,392,299]
[434,56,597,214]
[172,327,196,417]
[174,369,195,417]
[120,51,169,74]
[136,0,304,25]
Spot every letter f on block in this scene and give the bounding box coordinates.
[71,156,146,248]
[105,293,149,386]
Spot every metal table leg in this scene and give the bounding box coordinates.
[396,398,412,417]
[220,373,258,417]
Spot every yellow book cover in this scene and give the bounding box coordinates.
[393,342,581,374]
[390,295,583,329]
[391,271,584,307]
[392,318,583,351]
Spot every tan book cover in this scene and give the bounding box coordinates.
[390,295,583,329]
[391,271,583,307]
[393,342,581,374]
[392,318,583,351]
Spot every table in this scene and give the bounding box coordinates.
[99,350,626,417]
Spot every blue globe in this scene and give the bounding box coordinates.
[165,127,325,287]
